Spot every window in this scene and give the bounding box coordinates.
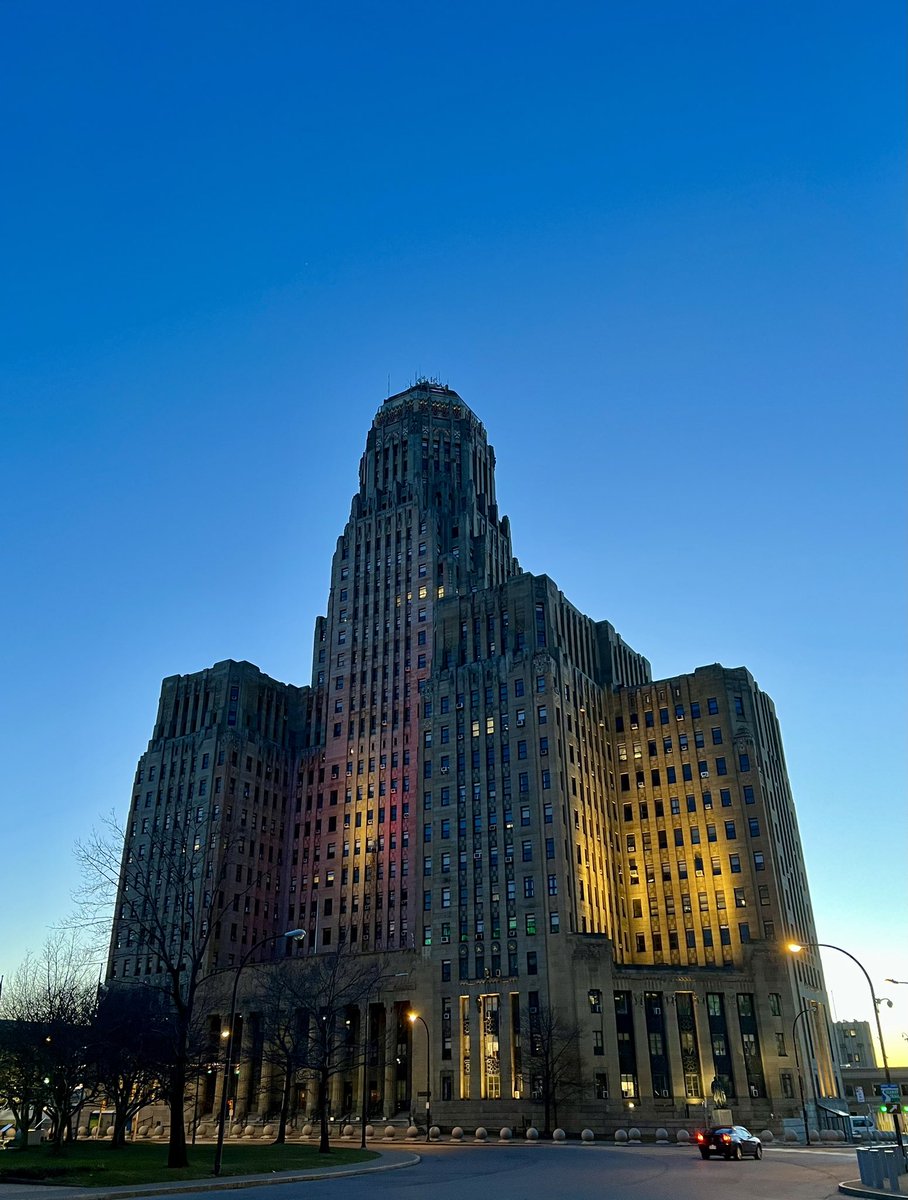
[739,753,751,772]
[753,852,765,871]
[729,855,741,873]
[707,698,718,715]
[711,728,722,744]
[589,989,602,1013]
[523,876,535,898]
[715,757,727,775]
[527,951,538,975]
[522,840,533,862]
[734,887,746,907]
[724,821,736,840]
[593,1031,604,1056]
[743,785,755,805]
[748,817,760,837]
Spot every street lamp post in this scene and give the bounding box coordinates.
[213,928,305,1176]
[787,941,905,1161]
[792,1003,817,1145]
[408,1012,431,1142]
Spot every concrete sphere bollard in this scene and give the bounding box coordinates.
[783,1129,798,1142]
[581,1128,595,1143]
[808,1129,819,1143]
[263,1123,275,1137]
[406,1126,420,1139]
[526,1127,539,1141]
[343,1124,355,1138]
[384,1125,396,1140]
[655,1127,669,1143]
[628,1127,641,1142]
[615,1128,629,1143]
[552,1128,566,1142]
[451,1126,464,1140]
[429,1126,441,1140]
[474,1126,488,1141]
[244,1124,257,1138]
[231,1123,243,1137]
[499,1127,513,1141]
[302,1123,313,1138]
[759,1130,774,1143]
[365,1124,374,1139]
[77,1126,88,1138]
[820,1129,836,1143]
[676,1129,689,1144]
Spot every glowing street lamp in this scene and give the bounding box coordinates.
[407,1012,431,1142]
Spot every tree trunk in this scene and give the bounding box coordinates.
[318,1069,330,1154]
[9,1095,28,1151]
[111,1102,129,1149]
[166,1061,189,1168]
[275,1068,292,1144]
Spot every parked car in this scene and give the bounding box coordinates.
[696,1125,763,1160]
[849,1115,877,1141]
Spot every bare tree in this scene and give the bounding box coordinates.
[88,983,170,1148]
[522,1003,580,1135]
[254,946,384,1153]
[75,813,260,1168]
[0,957,48,1151]
[0,937,98,1153]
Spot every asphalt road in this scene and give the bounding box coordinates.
[127,1141,855,1200]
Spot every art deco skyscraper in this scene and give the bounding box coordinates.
[110,380,842,1132]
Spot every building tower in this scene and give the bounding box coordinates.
[290,382,520,956]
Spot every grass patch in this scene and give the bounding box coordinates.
[0,1141,377,1187]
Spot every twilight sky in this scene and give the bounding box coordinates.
[1,2,905,1060]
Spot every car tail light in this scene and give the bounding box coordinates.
[696,1132,704,1142]
[721,1134,731,1143]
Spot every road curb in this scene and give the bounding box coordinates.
[838,1181,904,1199]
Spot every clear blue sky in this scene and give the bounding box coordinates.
[2,2,905,1055]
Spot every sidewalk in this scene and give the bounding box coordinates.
[0,1148,419,1200]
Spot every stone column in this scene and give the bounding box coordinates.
[630,992,654,1101]
[257,1058,274,1119]
[329,1071,344,1119]
[496,992,511,1100]
[664,994,686,1106]
[692,990,716,1122]
[237,1015,255,1117]
[383,1003,398,1117]
[305,1078,319,1121]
